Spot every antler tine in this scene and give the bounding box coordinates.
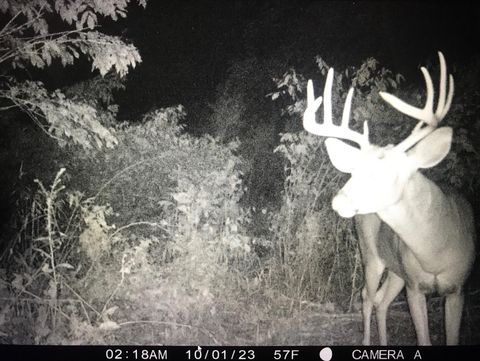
[436,51,447,119]
[303,68,369,148]
[379,66,437,127]
[323,67,334,126]
[379,51,454,152]
[435,51,455,120]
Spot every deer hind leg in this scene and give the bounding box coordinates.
[361,261,385,345]
[374,272,405,345]
[445,291,464,345]
[406,287,431,345]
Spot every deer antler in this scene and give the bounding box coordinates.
[380,51,454,152]
[303,68,370,148]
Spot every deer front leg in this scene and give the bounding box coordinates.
[406,287,431,345]
[445,291,464,345]
[362,261,385,345]
[375,272,405,345]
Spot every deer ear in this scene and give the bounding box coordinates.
[407,127,453,169]
[325,138,361,173]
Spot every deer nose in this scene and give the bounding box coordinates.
[332,191,357,218]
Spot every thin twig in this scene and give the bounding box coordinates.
[0,10,22,37]
[109,221,169,239]
[59,278,100,317]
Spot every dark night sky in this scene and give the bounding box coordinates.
[101,1,480,126]
[32,1,480,128]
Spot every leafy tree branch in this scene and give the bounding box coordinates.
[0,0,147,150]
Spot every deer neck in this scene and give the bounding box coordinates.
[377,171,448,259]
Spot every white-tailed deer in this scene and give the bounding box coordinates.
[303,52,476,345]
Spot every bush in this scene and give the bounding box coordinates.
[0,106,256,344]
[269,131,361,310]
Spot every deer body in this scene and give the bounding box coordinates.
[303,52,476,345]
[378,175,475,288]
[355,173,475,344]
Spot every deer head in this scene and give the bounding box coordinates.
[303,52,454,218]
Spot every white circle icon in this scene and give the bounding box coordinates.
[319,347,332,361]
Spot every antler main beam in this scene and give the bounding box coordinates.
[380,51,454,152]
[303,68,370,148]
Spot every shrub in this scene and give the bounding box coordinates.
[0,106,255,344]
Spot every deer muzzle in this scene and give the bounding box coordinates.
[332,191,357,218]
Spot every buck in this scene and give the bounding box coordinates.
[302,52,475,345]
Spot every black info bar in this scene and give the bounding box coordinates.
[0,345,479,361]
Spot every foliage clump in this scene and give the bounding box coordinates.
[0,106,255,344]
[0,0,145,150]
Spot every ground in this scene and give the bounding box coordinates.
[93,291,480,345]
